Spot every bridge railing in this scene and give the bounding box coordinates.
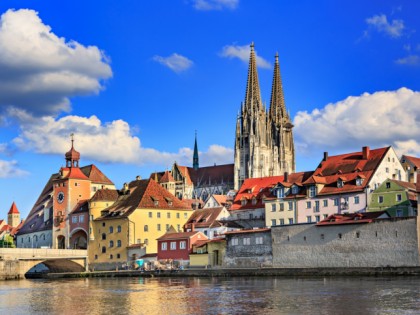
[0,248,87,260]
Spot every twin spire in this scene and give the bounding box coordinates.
[243,43,289,124]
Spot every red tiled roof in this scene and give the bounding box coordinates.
[8,202,19,214]
[157,231,207,241]
[212,195,228,205]
[224,228,271,235]
[183,198,204,209]
[390,179,416,191]
[97,179,191,220]
[70,200,89,214]
[186,207,224,228]
[402,155,420,168]
[80,164,114,185]
[159,171,175,183]
[60,167,89,180]
[316,211,389,226]
[90,189,119,202]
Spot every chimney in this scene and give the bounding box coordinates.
[284,172,289,182]
[191,223,195,232]
[362,146,370,160]
[136,175,141,180]
[323,152,328,161]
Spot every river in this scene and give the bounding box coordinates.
[0,277,419,314]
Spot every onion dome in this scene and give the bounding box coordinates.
[65,133,80,167]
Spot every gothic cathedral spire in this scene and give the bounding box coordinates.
[193,131,199,170]
[234,44,295,190]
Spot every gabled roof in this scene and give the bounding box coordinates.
[212,195,228,206]
[8,202,20,214]
[183,198,204,209]
[80,164,114,185]
[157,231,207,241]
[402,155,420,168]
[58,167,89,180]
[390,179,416,191]
[90,189,119,202]
[186,207,224,229]
[97,179,190,220]
[316,211,390,226]
[159,170,175,183]
[189,164,234,187]
[70,200,89,215]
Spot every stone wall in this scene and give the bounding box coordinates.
[224,230,272,267]
[272,218,419,268]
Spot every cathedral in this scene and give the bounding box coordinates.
[234,43,296,190]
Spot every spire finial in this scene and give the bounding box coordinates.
[70,133,74,147]
[275,52,279,63]
[250,41,254,49]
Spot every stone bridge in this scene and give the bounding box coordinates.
[0,248,88,280]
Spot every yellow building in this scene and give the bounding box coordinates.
[190,239,226,267]
[89,178,193,266]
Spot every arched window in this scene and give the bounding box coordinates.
[102,246,106,253]
[109,226,114,233]
[102,233,106,240]
[109,240,114,248]
[117,240,122,247]
[34,235,38,242]
[144,225,148,232]
[117,225,122,233]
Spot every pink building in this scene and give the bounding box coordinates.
[69,200,89,249]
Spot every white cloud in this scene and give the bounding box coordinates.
[10,109,233,167]
[192,0,238,11]
[366,14,404,38]
[153,53,193,73]
[0,9,112,116]
[220,44,271,69]
[0,159,28,178]
[200,144,234,166]
[294,88,420,157]
[395,55,420,66]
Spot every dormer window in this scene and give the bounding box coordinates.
[356,178,364,186]
[241,199,247,206]
[291,186,299,195]
[252,197,257,205]
[337,179,344,188]
[308,185,316,197]
[276,187,285,198]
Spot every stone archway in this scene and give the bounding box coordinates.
[70,230,88,249]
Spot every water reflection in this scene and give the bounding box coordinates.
[0,277,419,314]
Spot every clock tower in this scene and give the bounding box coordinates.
[52,135,91,249]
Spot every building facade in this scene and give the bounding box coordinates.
[234,44,295,190]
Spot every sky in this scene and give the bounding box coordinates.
[0,0,419,218]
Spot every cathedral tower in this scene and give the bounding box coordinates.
[234,44,295,190]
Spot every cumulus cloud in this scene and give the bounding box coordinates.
[10,109,233,167]
[192,0,238,11]
[294,88,420,157]
[220,44,271,69]
[365,14,405,38]
[395,55,420,66]
[0,9,112,116]
[153,53,193,73]
[0,159,28,178]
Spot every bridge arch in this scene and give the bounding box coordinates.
[25,259,86,276]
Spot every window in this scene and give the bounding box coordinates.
[117,225,121,233]
[356,178,363,186]
[109,226,113,233]
[277,187,285,198]
[252,198,257,205]
[396,194,402,202]
[144,239,149,245]
[177,224,180,232]
[184,213,188,219]
[291,186,299,194]
[386,167,389,173]
[280,219,285,225]
[307,216,312,223]
[117,254,121,259]
[306,201,311,209]
[396,210,403,217]
[354,196,360,204]
[288,218,293,224]
[337,179,344,188]
[338,233,342,239]
[180,241,186,249]
[320,234,324,240]
[280,203,284,211]
[148,212,153,218]
[75,182,78,186]
[157,224,161,231]
[386,182,391,189]
[102,222,106,227]
[314,201,320,212]
[176,213,180,219]
[166,224,170,231]
[167,212,171,219]
[101,246,106,253]
[109,240,114,248]
[288,202,293,210]
[117,240,121,247]
[309,185,316,197]
[72,216,77,223]
[356,232,360,238]
[231,238,239,246]
[378,196,384,203]
[101,233,106,240]
[243,238,251,245]
[144,225,148,232]
[271,219,276,226]
[161,242,167,250]
[334,198,339,206]
[79,215,84,223]
[95,255,98,260]
[157,212,161,218]
[241,199,247,206]
[323,200,328,207]
[256,237,263,245]
[271,204,276,212]
[323,214,328,219]
[170,242,177,250]
[315,215,320,222]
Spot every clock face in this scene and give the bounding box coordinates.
[57,192,65,204]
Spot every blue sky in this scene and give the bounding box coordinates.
[0,0,419,218]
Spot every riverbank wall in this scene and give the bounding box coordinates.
[38,266,420,280]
